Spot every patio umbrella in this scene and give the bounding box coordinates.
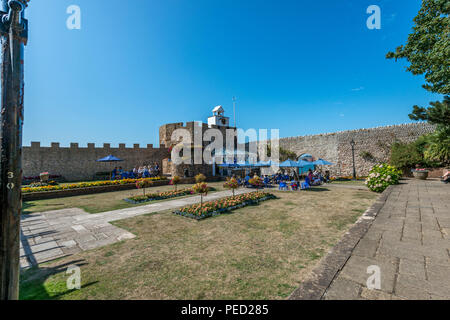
[313,158,334,166]
[279,159,305,181]
[279,159,301,168]
[255,160,277,167]
[218,162,238,168]
[96,155,124,180]
[236,161,257,168]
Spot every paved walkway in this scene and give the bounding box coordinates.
[323,179,450,300]
[20,189,253,268]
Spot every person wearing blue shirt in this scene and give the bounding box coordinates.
[112,167,118,180]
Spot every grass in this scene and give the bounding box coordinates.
[23,182,226,214]
[329,180,366,186]
[20,186,378,300]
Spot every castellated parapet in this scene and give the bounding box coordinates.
[23,143,169,181]
[22,122,435,181]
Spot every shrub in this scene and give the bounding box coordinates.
[390,141,424,170]
[194,173,206,183]
[424,127,450,165]
[359,151,375,161]
[365,163,402,193]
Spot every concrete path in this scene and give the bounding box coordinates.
[323,179,450,300]
[20,188,253,268]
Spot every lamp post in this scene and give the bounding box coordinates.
[350,139,356,180]
[0,0,29,300]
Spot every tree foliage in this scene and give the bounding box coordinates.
[387,0,449,167]
[390,141,424,170]
[386,0,449,95]
[424,126,450,164]
[409,96,450,128]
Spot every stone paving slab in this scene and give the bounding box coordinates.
[20,188,254,269]
[290,179,450,300]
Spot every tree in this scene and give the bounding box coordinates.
[387,0,449,167]
[386,0,449,95]
[223,177,239,196]
[424,126,450,165]
[195,173,206,183]
[192,182,208,207]
[136,179,152,196]
[170,175,181,191]
[408,96,450,129]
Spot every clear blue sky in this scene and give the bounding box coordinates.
[24,0,442,147]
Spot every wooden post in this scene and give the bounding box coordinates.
[0,0,29,300]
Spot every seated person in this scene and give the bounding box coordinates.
[324,171,330,183]
[143,166,150,178]
[442,169,450,184]
[301,176,311,189]
[111,167,118,180]
[290,181,299,190]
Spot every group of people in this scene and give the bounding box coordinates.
[111,163,160,180]
[273,169,330,185]
[231,168,331,190]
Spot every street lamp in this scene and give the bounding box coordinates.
[350,139,356,180]
[0,0,29,300]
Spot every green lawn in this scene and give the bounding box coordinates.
[20,186,378,300]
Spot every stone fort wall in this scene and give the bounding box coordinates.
[22,122,435,181]
[278,122,436,177]
[23,142,169,181]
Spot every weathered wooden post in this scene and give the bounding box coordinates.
[0,0,29,300]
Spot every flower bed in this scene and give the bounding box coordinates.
[124,188,194,204]
[22,177,166,194]
[174,192,276,220]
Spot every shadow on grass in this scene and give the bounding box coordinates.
[302,187,330,192]
[22,202,36,215]
[20,259,97,300]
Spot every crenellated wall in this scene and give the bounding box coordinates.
[22,122,436,181]
[23,142,169,181]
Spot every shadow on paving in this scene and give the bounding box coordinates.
[19,259,97,300]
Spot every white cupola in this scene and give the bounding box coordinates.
[208,105,230,127]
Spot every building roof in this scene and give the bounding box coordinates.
[212,105,224,114]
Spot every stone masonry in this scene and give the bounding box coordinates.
[279,122,435,177]
[23,143,169,181]
[22,122,435,181]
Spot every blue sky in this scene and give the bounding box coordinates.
[24,0,442,147]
